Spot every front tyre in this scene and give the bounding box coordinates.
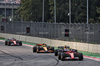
[61,53,65,61]
[8,42,11,46]
[37,47,40,53]
[58,52,61,60]
[79,53,83,61]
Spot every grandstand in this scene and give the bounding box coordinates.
[0,0,20,4]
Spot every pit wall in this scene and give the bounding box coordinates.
[0,33,100,54]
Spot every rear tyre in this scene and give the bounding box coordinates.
[33,46,37,52]
[79,53,83,61]
[19,41,22,46]
[55,50,58,56]
[5,41,7,45]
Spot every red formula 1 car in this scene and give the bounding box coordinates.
[55,46,70,56]
[33,44,54,53]
[5,38,22,46]
[58,49,83,61]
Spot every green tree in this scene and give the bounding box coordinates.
[17,0,31,21]
[96,7,100,22]
[48,0,54,22]
[17,0,100,23]
[56,0,69,23]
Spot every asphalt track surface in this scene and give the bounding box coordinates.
[0,41,100,66]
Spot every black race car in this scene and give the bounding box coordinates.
[55,46,70,56]
[5,38,22,46]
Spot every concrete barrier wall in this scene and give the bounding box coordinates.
[19,35,27,41]
[98,45,100,54]
[41,38,51,46]
[0,33,100,54]
[31,37,42,44]
[6,34,13,39]
[0,33,7,38]
[0,33,2,37]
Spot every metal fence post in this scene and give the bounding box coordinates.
[12,3,14,32]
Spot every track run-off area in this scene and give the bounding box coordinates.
[0,40,100,66]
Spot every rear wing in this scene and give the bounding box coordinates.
[58,46,70,49]
[58,46,64,48]
[58,46,64,49]
[36,44,47,46]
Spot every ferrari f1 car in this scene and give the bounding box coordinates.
[33,44,54,53]
[5,38,22,46]
[55,46,70,56]
[58,49,83,61]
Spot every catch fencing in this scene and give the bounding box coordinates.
[0,21,100,44]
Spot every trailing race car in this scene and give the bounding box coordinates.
[55,46,70,56]
[33,44,54,53]
[58,49,83,61]
[5,38,22,46]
